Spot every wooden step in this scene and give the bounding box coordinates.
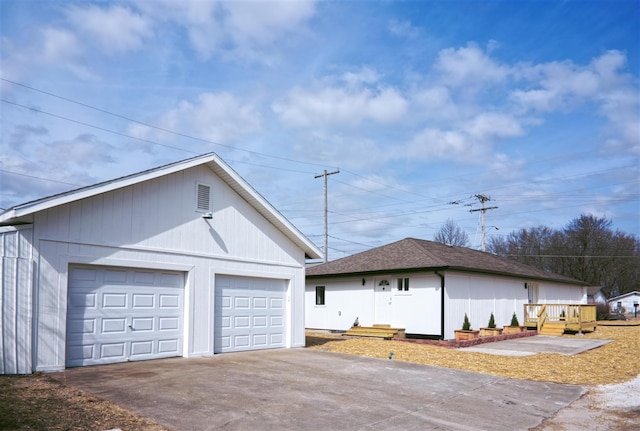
[344,326,406,339]
[539,322,567,336]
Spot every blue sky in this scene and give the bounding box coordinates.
[1,0,638,259]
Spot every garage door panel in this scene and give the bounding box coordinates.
[214,275,287,354]
[159,294,180,308]
[66,265,184,367]
[133,294,154,308]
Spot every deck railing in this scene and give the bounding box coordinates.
[524,304,597,333]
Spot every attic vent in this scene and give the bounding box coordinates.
[197,183,211,211]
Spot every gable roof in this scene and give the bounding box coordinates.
[0,153,322,259]
[307,237,587,285]
[607,291,640,302]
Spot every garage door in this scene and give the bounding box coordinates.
[66,265,184,367]
[214,275,287,353]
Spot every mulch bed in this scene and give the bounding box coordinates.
[306,322,640,386]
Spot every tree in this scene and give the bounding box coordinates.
[434,219,470,247]
[489,214,640,298]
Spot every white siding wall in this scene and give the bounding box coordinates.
[445,273,528,339]
[537,282,586,304]
[305,273,442,335]
[23,165,307,373]
[608,293,640,312]
[0,226,33,374]
[305,278,374,331]
[445,272,585,340]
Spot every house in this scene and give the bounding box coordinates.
[0,153,322,374]
[587,286,607,305]
[607,291,640,315]
[305,238,589,340]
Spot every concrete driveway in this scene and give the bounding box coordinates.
[55,349,584,431]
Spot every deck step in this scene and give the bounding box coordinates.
[344,326,406,339]
[539,322,567,336]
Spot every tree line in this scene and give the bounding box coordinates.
[435,215,639,298]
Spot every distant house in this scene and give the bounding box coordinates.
[305,238,589,340]
[587,286,607,304]
[607,291,640,314]
[0,153,321,374]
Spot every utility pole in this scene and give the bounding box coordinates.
[469,193,498,252]
[315,169,340,262]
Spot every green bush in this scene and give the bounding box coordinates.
[462,313,471,330]
[510,312,519,327]
[488,312,496,328]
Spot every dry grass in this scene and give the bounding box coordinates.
[307,323,640,385]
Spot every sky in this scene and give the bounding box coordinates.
[1,0,638,260]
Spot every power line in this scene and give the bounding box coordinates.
[1,78,336,171]
[0,169,82,186]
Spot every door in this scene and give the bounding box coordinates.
[66,265,184,367]
[374,278,393,325]
[214,275,287,353]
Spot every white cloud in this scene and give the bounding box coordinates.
[273,83,408,127]
[464,112,524,141]
[291,130,385,170]
[39,27,96,79]
[135,0,316,62]
[388,19,419,39]
[66,5,152,54]
[129,92,262,146]
[434,43,509,88]
[407,128,479,161]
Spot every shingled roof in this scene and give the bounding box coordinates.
[307,238,587,285]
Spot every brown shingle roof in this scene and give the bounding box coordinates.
[306,238,587,285]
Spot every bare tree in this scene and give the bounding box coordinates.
[489,214,640,297]
[434,219,470,247]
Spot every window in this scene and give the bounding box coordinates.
[397,278,409,291]
[315,286,325,305]
[196,183,211,212]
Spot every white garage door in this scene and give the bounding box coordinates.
[215,275,287,353]
[66,265,184,367]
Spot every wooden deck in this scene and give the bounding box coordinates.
[524,304,597,336]
[344,324,406,339]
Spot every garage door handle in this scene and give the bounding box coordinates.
[128,324,133,330]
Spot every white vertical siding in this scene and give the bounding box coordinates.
[0,226,33,374]
[305,273,442,335]
[19,164,308,373]
[305,278,374,331]
[445,273,529,340]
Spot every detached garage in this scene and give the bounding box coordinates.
[0,153,321,374]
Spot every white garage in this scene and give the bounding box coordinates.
[66,265,184,367]
[0,153,322,374]
[215,275,287,353]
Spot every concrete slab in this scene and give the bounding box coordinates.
[53,349,585,431]
[460,335,612,356]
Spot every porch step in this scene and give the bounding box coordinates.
[344,325,406,339]
[539,322,567,336]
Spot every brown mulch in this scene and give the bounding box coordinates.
[306,323,640,386]
[0,372,167,431]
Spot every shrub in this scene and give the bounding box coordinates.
[510,312,519,327]
[462,313,471,330]
[488,312,496,328]
[596,303,609,320]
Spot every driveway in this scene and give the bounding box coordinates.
[54,349,584,431]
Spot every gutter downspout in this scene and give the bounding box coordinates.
[435,271,445,340]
